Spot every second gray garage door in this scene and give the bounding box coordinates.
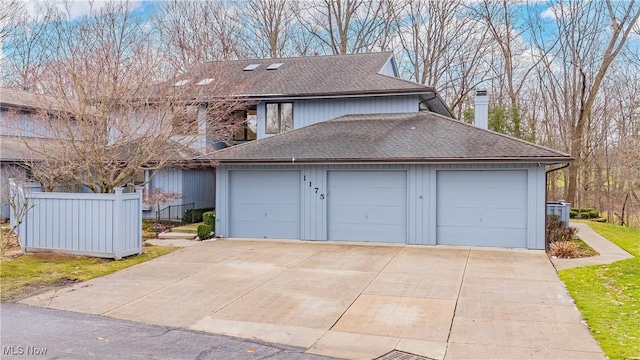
[229,170,301,239]
[436,170,528,248]
[327,170,407,243]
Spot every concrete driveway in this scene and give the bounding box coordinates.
[21,239,604,359]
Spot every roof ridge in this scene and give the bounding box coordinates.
[199,51,394,66]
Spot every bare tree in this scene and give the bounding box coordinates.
[243,0,293,58]
[392,0,492,118]
[294,0,389,54]
[10,1,248,194]
[143,188,182,238]
[2,1,55,90]
[154,0,245,73]
[531,0,640,205]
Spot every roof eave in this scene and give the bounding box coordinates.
[215,157,573,164]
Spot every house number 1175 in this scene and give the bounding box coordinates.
[309,182,325,200]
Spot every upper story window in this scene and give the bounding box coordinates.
[266,102,293,134]
[172,105,199,135]
[233,109,257,141]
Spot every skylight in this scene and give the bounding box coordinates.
[196,78,214,85]
[243,64,260,71]
[173,79,190,86]
[266,63,284,70]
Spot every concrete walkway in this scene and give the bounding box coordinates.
[552,222,633,270]
[21,240,605,359]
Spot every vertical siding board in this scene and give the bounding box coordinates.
[428,166,437,245]
[273,95,418,139]
[408,165,416,245]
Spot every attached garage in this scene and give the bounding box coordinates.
[228,170,301,239]
[327,170,407,243]
[436,170,528,248]
[211,112,570,250]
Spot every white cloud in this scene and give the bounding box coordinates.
[22,0,144,21]
[540,6,556,20]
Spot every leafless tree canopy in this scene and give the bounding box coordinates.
[1,0,640,227]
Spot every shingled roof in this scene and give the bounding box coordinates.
[0,88,71,113]
[205,112,571,163]
[173,52,433,98]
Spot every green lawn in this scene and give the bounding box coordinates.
[0,246,178,301]
[559,222,640,359]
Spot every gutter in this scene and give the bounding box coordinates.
[212,157,574,164]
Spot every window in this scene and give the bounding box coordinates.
[266,63,284,70]
[196,78,214,85]
[266,103,293,134]
[243,64,260,71]
[233,109,257,141]
[172,105,199,135]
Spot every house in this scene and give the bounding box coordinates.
[170,51,453,146]
[0,88,214,221]
[184,53,571,249]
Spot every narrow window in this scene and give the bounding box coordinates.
[231,109,258,141]
[265,102,294,134]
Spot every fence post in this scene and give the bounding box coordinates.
[135,187,143,255]
[113,187,123,260]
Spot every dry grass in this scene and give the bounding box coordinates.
[549,241,580,258]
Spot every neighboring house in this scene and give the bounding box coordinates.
[0,88,214,221]
[187,54,572,249]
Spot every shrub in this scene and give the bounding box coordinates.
[580,210,600,219]
[546,215,578,245]
[197,224,213,240]
[202,211,215,228]
[183,207,215,223]
[569,210,579,218]
[549,241,579,258]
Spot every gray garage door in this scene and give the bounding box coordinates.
[327,170,407,243]
[436,170,528,248]
[229,170,301,239]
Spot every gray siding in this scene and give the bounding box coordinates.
[0,111,50,137]
[181,168,215,209]
[144,168,215,219]
[144,168,183,219]
[256,96,420,139]
[215,163,548,249]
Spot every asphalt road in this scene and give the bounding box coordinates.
[0,303,335,360]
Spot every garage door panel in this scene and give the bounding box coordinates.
[229,204,300,222]
[330,188,406,206]
[329,205,406,224]
[229,170,301,239]
[437,207,527,228]
[437,227,527,247]
[230,220,301,239]
[328,171,407,243]
[440,170,524,186]
[329,171,404,187]
[329,225,406,243]
[437,170,528,248]
[438,189,527,206]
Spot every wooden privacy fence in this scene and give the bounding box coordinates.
[10,183,143,259]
